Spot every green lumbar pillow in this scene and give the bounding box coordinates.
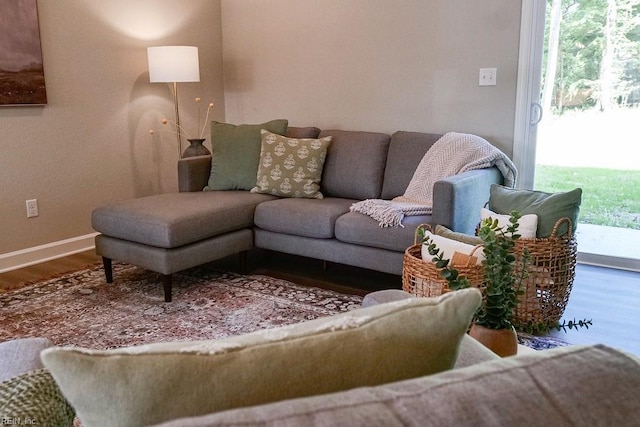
[42,288,481,427]
[205,119,288,191]
[488,184,582,238]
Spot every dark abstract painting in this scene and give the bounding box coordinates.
[0,0,47,106]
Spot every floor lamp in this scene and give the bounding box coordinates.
[147,46,200,158]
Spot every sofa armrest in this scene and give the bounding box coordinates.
[432,167,503,234]
[178,155,212,192]
[0,338,53,382]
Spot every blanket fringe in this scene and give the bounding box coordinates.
[350,132,517,228]
[350,200,431,228]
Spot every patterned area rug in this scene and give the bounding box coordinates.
[0,263,362,349]
[0,263,568,350]
[517,333,569,350]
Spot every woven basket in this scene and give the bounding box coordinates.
[513,217,578,325]
[402,225,485,298]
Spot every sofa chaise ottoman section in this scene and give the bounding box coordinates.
[92,191,276,302]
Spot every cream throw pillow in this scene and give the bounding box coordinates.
[480,208,538,238]
[250,129,331,199]
[41,288,482,427]
[421,230,485,265]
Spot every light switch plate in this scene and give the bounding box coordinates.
[479,68,497,86]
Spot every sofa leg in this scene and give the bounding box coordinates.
[162,274,172,302]
[322,260,329,271]
[102,257,113,283]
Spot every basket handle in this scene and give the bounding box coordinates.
[469,244,484,257]
[414,224,434,245]
[549,217,573,238]
[453,245,484,267]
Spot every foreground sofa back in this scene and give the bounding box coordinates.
[153,344,640,427]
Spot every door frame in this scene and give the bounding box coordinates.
[513,0,546,190]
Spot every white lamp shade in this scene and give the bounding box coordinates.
[147,46,200,83]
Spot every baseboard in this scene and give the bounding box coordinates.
[0,233,99,274]
[1,233,637,274]
[578,252,640,273]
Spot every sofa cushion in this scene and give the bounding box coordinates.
[335,212,430,252]
[318,130,390,200]
[381,131,442,199]
[92,192,276,248]
[250,130,331,199]
[41,289,482,427]
[152,345,640,427]
[488,184,582,237]
[254,197,354,239]
[205,119,288,191]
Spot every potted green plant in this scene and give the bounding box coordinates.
[469,213,527,355]
[421,211,590,356]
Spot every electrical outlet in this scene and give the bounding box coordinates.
[26,199,39,218]
[479,68,497,86]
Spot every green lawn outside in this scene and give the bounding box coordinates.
[535,165,640,230]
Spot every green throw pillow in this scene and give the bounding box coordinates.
[250,130,332,199]
[488,184,582,238]
[0,369,75,426]
[205,119,288,191]
[41,288,481,427]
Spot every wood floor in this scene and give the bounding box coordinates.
[0,251,102,292]
[1,249,638,356]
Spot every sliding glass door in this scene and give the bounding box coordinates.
[515,0,640,271]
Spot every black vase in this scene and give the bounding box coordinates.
[182,139,211,158]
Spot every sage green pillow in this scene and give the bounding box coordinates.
[0,369,75,426]
[250,130,332,199]
[41,288,481,427]
[488,184,582,237]
[205,119,288,191]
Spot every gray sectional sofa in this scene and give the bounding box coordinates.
[92,127,503,301]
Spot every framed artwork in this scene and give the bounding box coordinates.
[0,0,47,106]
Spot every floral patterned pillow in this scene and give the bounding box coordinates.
[251,130,332,199]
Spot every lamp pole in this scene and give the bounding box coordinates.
[173,81,182,158]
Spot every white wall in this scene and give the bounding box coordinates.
[221,0,521,155]
[1,0,524,268]
[0,0,224,259]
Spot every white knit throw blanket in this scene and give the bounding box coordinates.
[350,132,517,227]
